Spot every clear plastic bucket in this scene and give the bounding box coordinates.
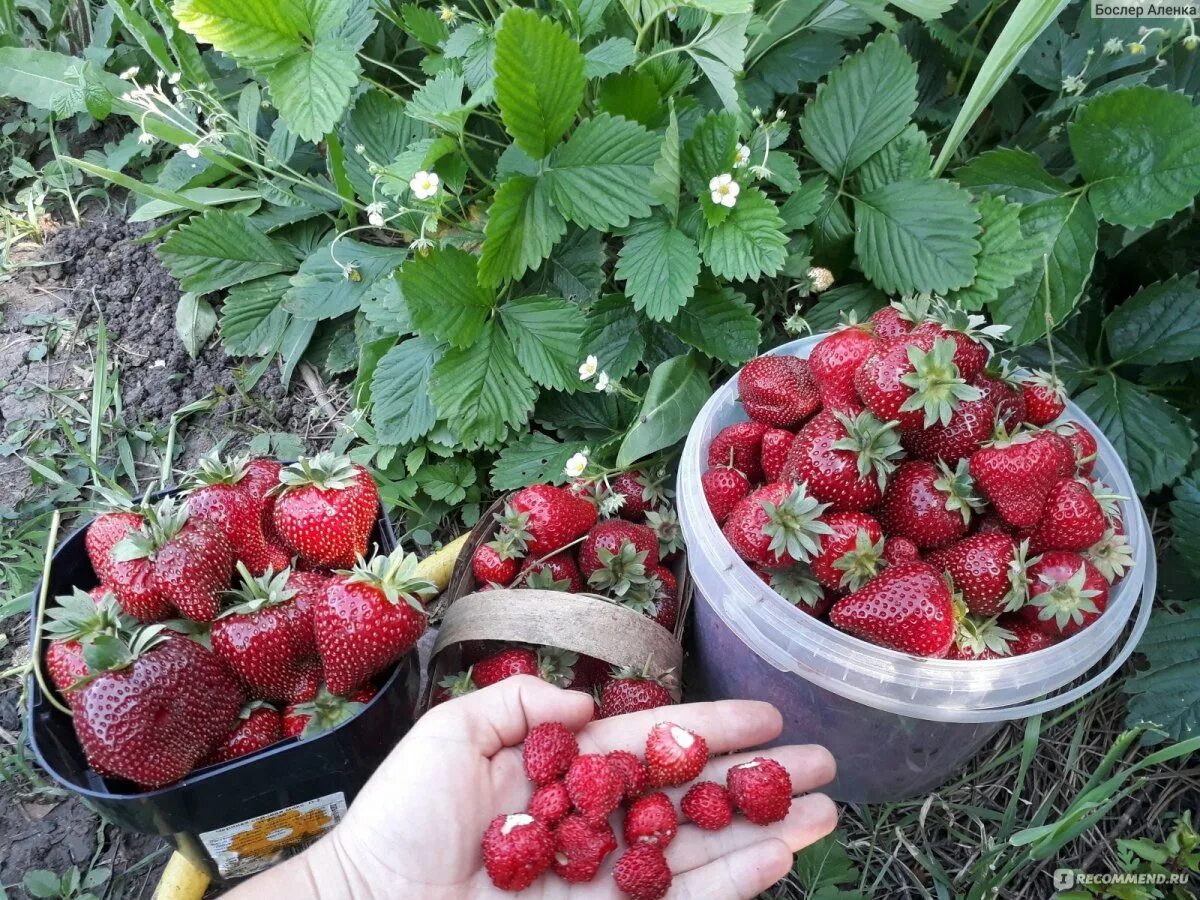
[677,335,1156,802]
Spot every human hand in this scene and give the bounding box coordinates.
[235,676,837,899]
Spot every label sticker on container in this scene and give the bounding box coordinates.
[199,792,347,878]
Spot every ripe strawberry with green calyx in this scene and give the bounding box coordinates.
[707,420,769,483]
[273,453,379,569]
[924,534,1034,617]
[868,294,933,340]
[855,334,983,433]
[432,669,477,704]
[738,355,821,428]
[1083,526,1135,583]
[946,615,1017,660]
[971,361,1027,430]
[109,496,235,622]
[879,459,982,550]
[808,319,880,411]
[72,628,245,787]
[502,484,597,557]
[519,551,584,592]
[185,452,290,577]
[722,482,833,567]
[645,565,679,630]
[754,564,832,616]
[829,561,957,657]
[282,684,376,738]
[1019,551,1108,638]
[599,664,676,718]
[1055,420,1098,476]
[760,428,796,482]
[1020,369,1067,426]
[201,701,282,765]
[910,303,1009,383]
[645,507,683,562]
[85,485,148,589]
[702,466,751,525]
[210,563,326,702]
[969,427,1075,528]
[314,547,436,695]
[580,519,659,585]
[609,469,672,521]
[1028,478,1121,554]
[781,409,903,511]
[902,393,997,464]
[44,588,133,703]
[810,512,884,592]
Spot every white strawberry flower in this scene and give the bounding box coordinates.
[439,4,459,23]
[595,371,610,392]
[709,173,740,208]
[409,170,440,200]
[578,354,598,381]
[168,71,181,85]
[137,131,157,145]
[1103,37,1124,55]
[1062,74,1086,95]
[733,143,750,168]
[366,201,385,227]
[354,143,366,154]
[181,143,201,159]
[666,5,678,20]
[119,66,140,81]
[564,451,589,478]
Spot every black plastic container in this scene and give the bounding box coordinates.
[27,489,421,881]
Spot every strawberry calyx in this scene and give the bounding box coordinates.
[892,293,935,326]
[1030,565,1103,631]
[239,699,277,719]
[587,542,652,599]
[110,496,191,562]
[289,686,369,739]
[79,623,171,681]
[1021,368,1067,403]
[927,300,1011,351]
[495,503,534,555]
[536,647,579,687]
[933,459,983,527]
[953,615,1017,658]
[898,337,984,428]
[610,659,678,692]
[222,563,298,616]
[523,565,574,592]
[437,669,477,698]
[831,529,885,592]
[762,564,824,609]
[188,450,252,488]
[645,508,683,557]
[760,483,833,564]
[1002,539,1038,611]
[980,356,1023,388]
[161,616,214,649]
[277,451,360,494]
[1085,480,1125,521]
[830,410,903,491]
[44,588,131,643]
[1083,527,1135,583]
[342,548,437,610]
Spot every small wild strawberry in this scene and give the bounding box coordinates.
[551,815,617,883]
[645,722,708,787]
[727,757,793,825]
[738,355,821,428]
[523,721,579,786]
[528,781,572,826]
[613,844,672,900]
[565,754,624,825]
[481,813,554,891]
[681,781,734,830]
[624,792,678,847]
[606,750,650,801]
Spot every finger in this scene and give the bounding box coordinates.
[577,700,783,757]
[667,838,796,900]
[418,675,594,756]
[660,744,837,807]
[666,793,838,875]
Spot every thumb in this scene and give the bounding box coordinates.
[420,675,595,757]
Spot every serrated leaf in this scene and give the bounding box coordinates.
[0,48,123,112]
[1074,373,1194,495]
[157,210,292,294]
[359,276,410,333]
[268,42,361,143]
[698,187,788,281]
[662,282,759,364]
[479,174,566,286]
[856,123,931,193]
[615,217,701,321]
[779,176,827,231]
[526,227,605,302]
[687,14,749,112]
[491,431,592,489]
[1069,85,1200,229]
[401,247,496,348]
[756,32,844,93]
[544,114,662,230]
[949,194,1041,311]
[175,292,216,358]
[285,239,406,320]
[584,36,637,78]
[416,458,475,503]
[499,295,587,391]
[1106,274,1200,366]
[988,195,1097,345]
[617,354,712,467]
[853,178,980,294]
[581,294,646,380]
[371,336,441,445]
[493,7,585,158]
[800,33,918,180]
[401,2,448,45]
[1170,471,1200,579]
[1124,603,1200,744]
[338,91,428,202]
[650,106,682,220]
[171,0,308,58]
[407,70,472,135]
[954,147,1071,205]
[429,320,537,443]
[221,275,292,356]
[680,110,738,196]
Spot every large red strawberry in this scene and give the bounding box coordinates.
[186,453,290,577]
[599,667,675,718]
[722,482,832,567]
[925,534,1031,617]
[946,616,1017,660]
[108,496,234,622]
[241,458,287,545]
[501,484,597,557]
[44,588,129,703]
[759,428,796,483]
[1018,551,1108,638]
[707,421,769,483]
[608,470,670,521]
[272,453,379,569]
[829,562,957,657]
[519,551,584,592]
[972,367,1027,429]
[855,334,983,433]
[282,684,376,738]
[901,394,996,464]
[1027,478,1114,553]
[810,512,884,592]
[211,564,326,702]
[738,355,820,427]
[969,430,1075,527]
[702,466,751,525]
[313,548,436,694]
[754,565,833,617]
[578,519,659,594]
[868,296,930,339]
[201,702,282,764]
[85,504,145,590]
[996,614,1060,654]
[473,648,540,687]
[879,460,980,549]
[780,409,903,511]
[910,306,1006,382]
[809,323,879,411]
[1055,421,1098,476]
[1020,370,1067,426]
[71,630,244,788]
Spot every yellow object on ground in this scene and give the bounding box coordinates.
[416,532,469,593]
[153,852,209,900]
